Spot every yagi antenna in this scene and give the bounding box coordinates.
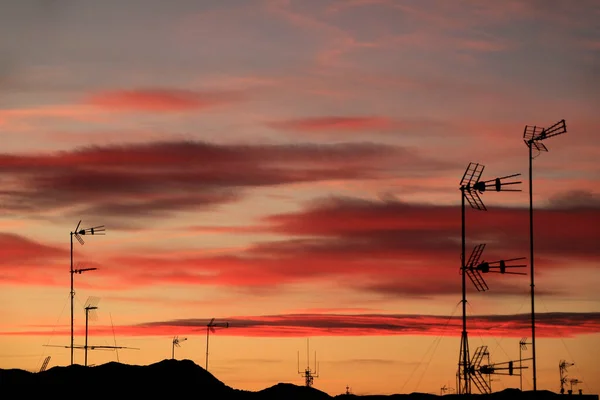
[172,336,188,360]
[205,318,229,371]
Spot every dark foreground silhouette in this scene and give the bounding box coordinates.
[0,359,597,399]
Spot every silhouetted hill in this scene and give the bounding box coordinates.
[0,359,597,399]
[257,382,332,399]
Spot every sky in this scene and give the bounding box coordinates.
[0,0,599,396]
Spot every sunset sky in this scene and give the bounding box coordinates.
[1,0,599,396]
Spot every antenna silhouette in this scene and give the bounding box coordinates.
[559,360,575,394]
[440,384,454,396]
[205,318,228,371]
[172,336,187,360]
[518,337,532,391]
[83,296,100,367]
[468,345,528,394]
[70,220,105,365]
[298,338,319,387]
[457,163,521,395]
[44,300,139,363]
[523,119,567,392]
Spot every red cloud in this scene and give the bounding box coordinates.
[2,193,597,297]
[86,89,238,112]
[3,312,599,339]
[0,233,66,265]
[0,141,414,228]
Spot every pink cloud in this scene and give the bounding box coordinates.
[85,89,239,112]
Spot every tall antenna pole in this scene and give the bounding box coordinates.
[206,324,210,370]
[205,318,229,371]
[70,230,74,366]
[307,338,310,371]
[460,185,469,394]
[85,305,90,367]
[69,220,105,366]
[523,119,567,392]
[83,296,99,367]
[457,163,521,394]
[528,144,536,392]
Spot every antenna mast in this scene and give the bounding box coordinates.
[559,360,575,394]
[70,220,105,365]
[298,338,319,387]
[172,336,188,360]
[523,119,567,392]
[457,164,522,394]
[205,318,229,371]
[84,296,100,367]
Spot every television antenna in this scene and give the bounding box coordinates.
[298,338,319,387]
[457,162,521,394]
[205,318,228,371]
[44,300,139,364]
[83,296,100,367]
[518,338,533,390]
[172,336,188,360]
[523,119,567,392]
[70,220,105,365]
[559,360,575,394]
[468,345,528,394]
[440,384,454,395]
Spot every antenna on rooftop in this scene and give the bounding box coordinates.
[205,318,228,371]
[519,338,533,390]
[523,119,568,392]
[44,303,139,362]
[559,360,575,394]
[298,338,319,387]
[84,296,100,367]
[172,336,188,360]
[457,163,522,395]
[440,384,454,395]
[468,345,528,394]
[70,220,105,365]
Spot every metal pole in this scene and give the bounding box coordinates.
[85,308,89,367]
[70,233,74,366]
[460,189,469,394]
[520,345,523,391]
[529,143,537,391]
[205,327,210,370]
